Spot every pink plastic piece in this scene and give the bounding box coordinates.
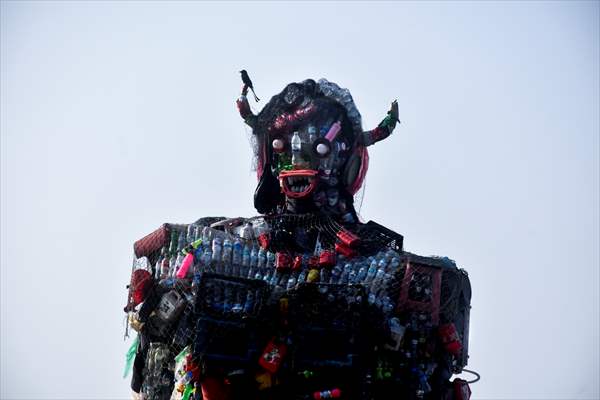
[176,252,195,279]
[324,121,341,142]
[347,146,369,195]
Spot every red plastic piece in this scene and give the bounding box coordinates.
[134,223,169,258]
[184,354,201,381]
[439,323,462,356]
[308,256,320,269]
[453,379,471,400]
[292,255,303,271]
[236,96,253,120]
[126,269,153,310]
[319,250,336,267]
[259,338,287,374]
[275,252,291,270]
[335,242,357,258]
[270,104,316,132]
[313,388,342,399]
[337,229,360,248]
[201,376,232,400]
[258,233,270,249]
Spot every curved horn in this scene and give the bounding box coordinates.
[236,85,257,129]
[359,100,400,146]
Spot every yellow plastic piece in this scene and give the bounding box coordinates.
[256,371,273,390]
[307,269,320,283]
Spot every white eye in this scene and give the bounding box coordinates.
[316,143,329,155]
[272,138,285,151]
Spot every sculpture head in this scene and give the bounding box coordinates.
[237,78,398,222]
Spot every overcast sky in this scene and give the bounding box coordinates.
[1,1,599,399]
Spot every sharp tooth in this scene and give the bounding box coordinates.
[301,185,307,192]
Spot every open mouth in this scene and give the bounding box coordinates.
[279,170,319,199]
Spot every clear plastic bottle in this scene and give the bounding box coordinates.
[154,248,166,280]
[252,219,270,240]
[263,267,272,283]
[222,239,233,268]
[356,262,368,283]
[291,131,302,166]
[330,265,342,284]
[201,248,212,271]
[211,237,223,272]
[248,246,258,279]
[389,257,401,272]
[339,263,351,284]
[368,292,377,305]
[169,256,179,277]
[297,269,307,285]
[384,250,396,264]
[365,259,378,283]
[257,248,267,269]
[177,231,186,252]
[250,246,258,266]
[186,224,195,244]
[169,230,179,257]
[240,222,254,240]
[270,269,281,286]
[382,296,394,316]
[377,258,388,273]
[201,227,211,249]
[160,255,170,280]
[241,244,251,278]
[371,268,386,295]
[348,269,357,284]
[286,274,297,290]
[233,239,243,264]
[266,251,275,270]
[308,125,317,142]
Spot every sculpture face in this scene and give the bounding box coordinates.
[267,100,354,213]
[237,78,396,218]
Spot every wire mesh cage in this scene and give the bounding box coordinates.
[287,282,369,369]
[192,273,272,366]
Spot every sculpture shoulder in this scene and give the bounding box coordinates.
[132,216,230,259]
[358,220,465,271]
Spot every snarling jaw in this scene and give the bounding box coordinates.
[278,170,319,199]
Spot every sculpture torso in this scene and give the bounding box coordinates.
[127,214,470,400]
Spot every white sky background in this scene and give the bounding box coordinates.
[1,1,598,399]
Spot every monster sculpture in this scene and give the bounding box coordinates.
[123,77,474,400]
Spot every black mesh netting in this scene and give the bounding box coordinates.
[124,215,472,400]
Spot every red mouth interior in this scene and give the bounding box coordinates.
[279,170,319,199]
